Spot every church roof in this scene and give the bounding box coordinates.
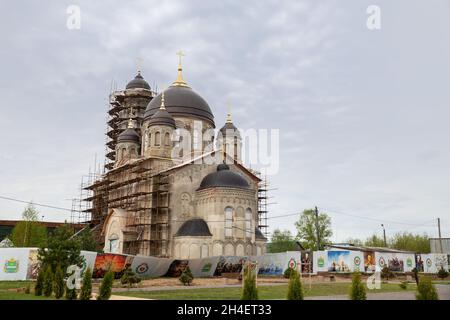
[174,218,212,237]
[198,163,250,190]
[117,128,140,143]
[148,108,176,128]
[126,72,151,90]
[144,86,214,126]
[255,228,267,240]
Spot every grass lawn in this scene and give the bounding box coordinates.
[114,282,416,300]
[0,281,54,300]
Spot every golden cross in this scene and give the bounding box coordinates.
[176,50,185,66]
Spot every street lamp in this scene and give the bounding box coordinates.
[381,224,387,246]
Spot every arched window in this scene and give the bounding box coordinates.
[155,131,161,146]
[121,147,126,159]
[224,206,233,238]
[147,132,151,147]
[130,147,136,156]
[245,208,252,239]
[164,132,171,146]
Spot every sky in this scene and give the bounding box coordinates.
[0,0,449,243]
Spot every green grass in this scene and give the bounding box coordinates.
[114,282,416,300]
[0,280,54,300]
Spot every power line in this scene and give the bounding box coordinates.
[0,195,75,213]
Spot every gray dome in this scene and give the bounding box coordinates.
[126,72,151,90]
[117,128,140,143]
[174,218,212,237]
[144,85,214,126]
[148,108,176,128]
[198,164,249,190]
[255,228,267,240]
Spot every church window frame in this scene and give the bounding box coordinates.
[245,208,252,239]
[155,131,161,146]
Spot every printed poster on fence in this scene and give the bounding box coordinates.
[0,248,30,281]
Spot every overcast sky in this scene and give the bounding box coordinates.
[0,0,449,242]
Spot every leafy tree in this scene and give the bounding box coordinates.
[11,204,47,247]
[179,267,194,286]
[349,271,366,300]
[241,264,258,300]
[97,270,114,300]
[38,224,84,273]
[267,229,298,253]
[287,269,304,300]
[34,269,44,296]
[53,264,65,299]
[78,227,99,252]
[390,232,430,253]
[364,234,386,247]
[416,277,439,300]
[79,267,93,300]
[43,266,53,297]
[295,209,332,250]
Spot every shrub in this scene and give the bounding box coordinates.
[53,264,65,299]
[97,270,114,300]
[43,266,54,297]
[120,267,142,288]
[381,266,394,281]
[349,271,366,300]
[416,277,439,300]
[399,281,408,290]
[34,268,44,296]
[286,269,304,300]
[79,267,93,300]
[65,287,78,300]
[25,284,31,294]
[283,268,294,279]
[412,267,419,285]
[241,264,258,300]
[179,267,194,286]
[437,267,448,279]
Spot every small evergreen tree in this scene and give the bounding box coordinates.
[179,267,194,286]
[287,269,304,300]
[349,271,366,300]
[241,264,258,300]
[53,264,65,299]
[97,270,114,300]
[79,267,93,300]
[283,268,294,279]
[120,266,141,288]
[43,266,54,297]
[416,276,439,300]
[65,287,78,300]
[34,267,44,296]
[437,267,449,279]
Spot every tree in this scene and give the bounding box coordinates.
[287,269,304,300]
[241,264,258,300]
[390,232,430,253]
[79,267,93,300]
[53,264,65,299]
[416,277,439,300]
[349,271,366,300]
[38,224,84,274]
[65,287,78,300]
[179,267,194,286]
[78,227,99,252]
[364,235,387,247]
[43,266,53,297]
[267,229,298,253]
[11,204,47,247]
[295,209,332,250]
[34,268,44,296]
[121,266,142,288]
[97,270,114,300]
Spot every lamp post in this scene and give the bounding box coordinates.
[381,224,387,247]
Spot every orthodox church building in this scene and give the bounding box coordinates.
[86,54,267,259]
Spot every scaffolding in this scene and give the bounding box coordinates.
[257,173,275,239]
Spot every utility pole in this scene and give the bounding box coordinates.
[438,218,443,253]
[381,224,387,247]
[315,206,321,251]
